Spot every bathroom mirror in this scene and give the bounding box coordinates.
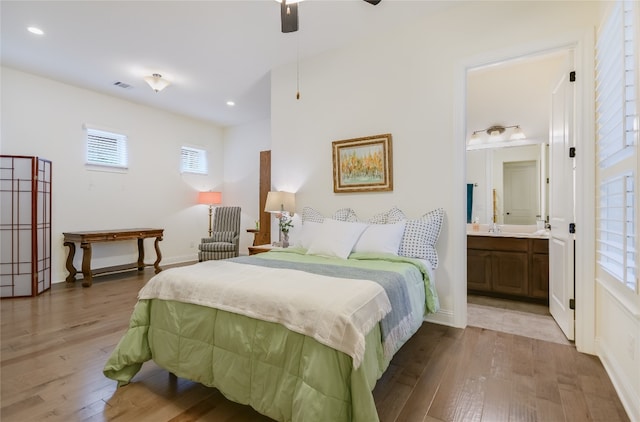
[465,51,564,227]
[466,143,548,225]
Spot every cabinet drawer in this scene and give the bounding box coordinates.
[532,238,549,254]
[467,236,528,252]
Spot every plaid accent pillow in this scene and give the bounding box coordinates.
[302,207,359,223]
[386,207,407,224]
[302,206,325,223]
[368,206,407,224]
[398,208,444,268]
[332,208,358,222]
[368,212,387,224]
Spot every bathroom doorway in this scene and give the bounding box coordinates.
[465,48,573,342]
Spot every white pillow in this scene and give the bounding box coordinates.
[298,221,324,249]
[353,221,406,255]
[306,219,368,259]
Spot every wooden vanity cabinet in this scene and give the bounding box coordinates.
[467,235,549,302]
[530,240,550,299]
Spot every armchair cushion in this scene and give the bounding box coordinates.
[199,242,236,252]
[202,231,235,243]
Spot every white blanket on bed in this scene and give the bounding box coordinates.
[138,260,392,368]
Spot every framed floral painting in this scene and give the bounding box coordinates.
[332,134,393,193]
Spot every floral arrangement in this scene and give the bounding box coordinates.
[278,213,294,234]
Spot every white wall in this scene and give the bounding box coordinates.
[1,66,224,283]
[222,118,271,255]
[271,0,602,327]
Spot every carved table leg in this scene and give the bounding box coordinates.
[153,236,163,274]
[80,242,93,287]
[64,241,77,283]
[137,238,145,271]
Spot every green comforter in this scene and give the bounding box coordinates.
[103,250,437,421]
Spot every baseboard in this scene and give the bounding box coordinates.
[597,338,640,422]
[424,307,457,327]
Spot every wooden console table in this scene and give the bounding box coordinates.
[63,228,164,287]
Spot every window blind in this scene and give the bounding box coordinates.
[181,146,207,174]
[595,0,638,292]
[86,128,128,169]
[598,174,636,289]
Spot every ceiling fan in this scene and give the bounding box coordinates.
[279,0,382,33]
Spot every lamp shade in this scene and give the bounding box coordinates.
[198,191,222,205]
[468,132,482,145]
[264,191,295,214]
[509,126,526,140]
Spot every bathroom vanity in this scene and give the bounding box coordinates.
[467,228,549,303]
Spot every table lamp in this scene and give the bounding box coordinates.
[264,191,295,246]
[198,191,222,237]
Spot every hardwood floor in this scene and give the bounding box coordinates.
[1,267,629,422]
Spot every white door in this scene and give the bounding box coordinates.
[548,56,575,341]
[504,160,538,224]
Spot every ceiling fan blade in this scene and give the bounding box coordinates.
[363,0,381,4]
[281,1,299,33]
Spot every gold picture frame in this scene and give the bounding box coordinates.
[332,134,393,193]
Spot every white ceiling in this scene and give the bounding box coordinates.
[1,0,453,127]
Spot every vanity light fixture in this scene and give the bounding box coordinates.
[468,124,526,144]
[144,73,171,93]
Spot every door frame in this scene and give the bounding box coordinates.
[454,30,596,353]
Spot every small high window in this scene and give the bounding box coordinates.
[85,127,128,169]
[181,146,208,175]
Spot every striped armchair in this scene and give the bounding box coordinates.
[198,206,241,261]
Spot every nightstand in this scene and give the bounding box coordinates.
[248,244,274,255]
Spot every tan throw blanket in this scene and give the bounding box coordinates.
[138,260,392,368]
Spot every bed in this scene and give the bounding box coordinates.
[104,207,443,422]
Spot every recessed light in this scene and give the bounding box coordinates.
[27,26,44,35]
[226,101,235,107]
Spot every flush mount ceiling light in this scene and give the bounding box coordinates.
[144,73,171,93]
[27,26,44,35]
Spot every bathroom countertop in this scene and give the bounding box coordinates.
[467,230,550,239]
[466,224,549,239]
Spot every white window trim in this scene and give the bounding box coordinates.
[84,124,128,172]
[181,145,208,175]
